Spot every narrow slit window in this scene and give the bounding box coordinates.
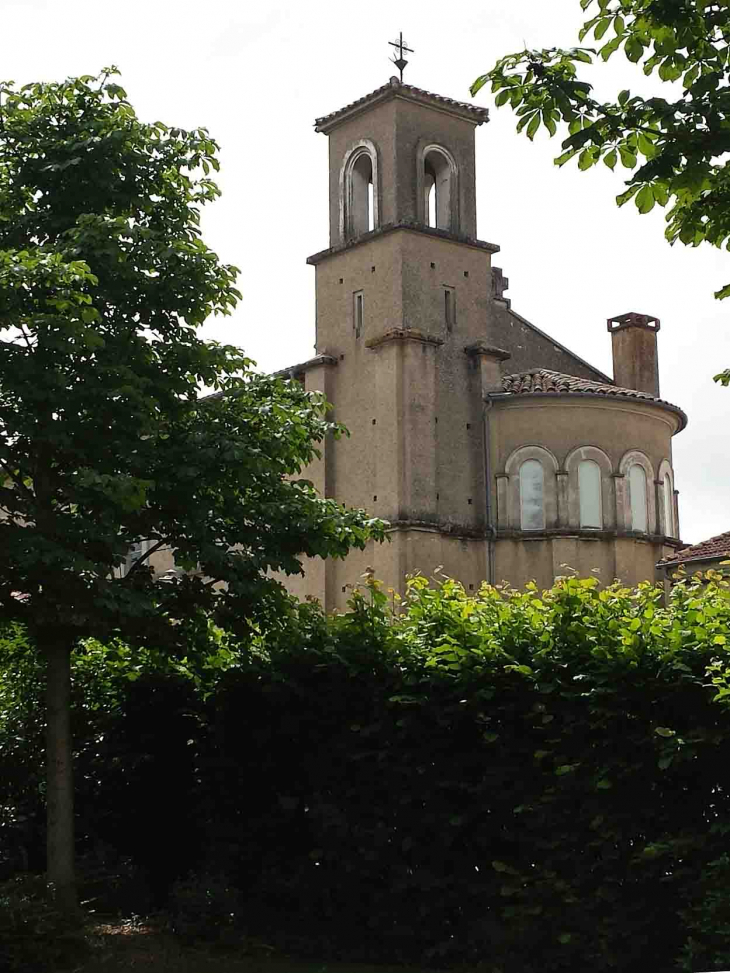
[354,291,364,338]
[444,287,455,331]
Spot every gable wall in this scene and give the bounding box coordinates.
[489,302,612,383]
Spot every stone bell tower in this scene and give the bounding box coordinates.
[284,76,504,610]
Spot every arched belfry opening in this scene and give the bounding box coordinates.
[421,145,457,232]
[341,141,379,241]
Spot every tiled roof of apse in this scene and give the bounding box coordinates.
[502,369,650,399]
[498,369,688,430]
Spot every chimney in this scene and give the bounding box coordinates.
[607,312,660,397]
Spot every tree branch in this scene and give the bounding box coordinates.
[122,538,166,579]
[0,459,35,501]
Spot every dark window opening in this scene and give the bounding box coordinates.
[354,291,364,338]
[444,288,455,331]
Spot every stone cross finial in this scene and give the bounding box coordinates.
[492,267,511,307]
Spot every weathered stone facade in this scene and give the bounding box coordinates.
[281,77,687,609]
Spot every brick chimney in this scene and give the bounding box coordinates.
[607,312,660,397]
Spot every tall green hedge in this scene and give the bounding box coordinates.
[2,572,730,970]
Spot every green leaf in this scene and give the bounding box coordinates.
[542,111,557,137]
[619,145,637,169]
[578,149,596,170]
[637,133,656,158]
[600,35,622,60]
[655,726,676,738]
[625,36,644,62]
[603,149,617,170]
[526,112,541,141]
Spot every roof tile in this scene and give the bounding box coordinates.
[498,369,687,429]
[502,369,649,398]
[660,530,730,565]
[315,77,488,131]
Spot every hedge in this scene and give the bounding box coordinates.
[2,571,730,970]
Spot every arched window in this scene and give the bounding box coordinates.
[629,464,648,532]
[422,146,455,231]
[578,460,602,528]
[347,149,373,238]
[662,473,674,537]
[520,460,545,530]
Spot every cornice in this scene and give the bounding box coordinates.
[314,77,489,135]
[488,390,687,434]
[306,221,500,265]
[273,355,338,379]
[366,328,444,350]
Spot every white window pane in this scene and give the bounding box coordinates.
[629,465,648,532]
[579,460,602,528]
[520,460,544,530]
[663,474,674,537]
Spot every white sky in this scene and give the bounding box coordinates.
[3,0,729,545]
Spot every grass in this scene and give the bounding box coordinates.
[75,920,433,973]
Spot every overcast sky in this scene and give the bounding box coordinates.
[3,0,729,546]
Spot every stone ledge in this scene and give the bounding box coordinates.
[366,328,444,350]
[273,355,338,379]
[307,220,500,265]
[464,342,511,360]
[388,519,486,540]
[495,527,684,547]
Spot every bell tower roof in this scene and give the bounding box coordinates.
[314,76,489,135]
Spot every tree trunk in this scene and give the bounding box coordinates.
[44,640,77,912]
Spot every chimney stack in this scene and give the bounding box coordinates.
[607,312,660,397]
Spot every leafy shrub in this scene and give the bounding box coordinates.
[3,572,730,969]
[0,875,88,972]
[167,871,243,945]
[678,854,730,972]
[196,573,730,969]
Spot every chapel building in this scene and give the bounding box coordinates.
[278,76,687,610]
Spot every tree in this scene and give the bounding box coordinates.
[472,0,730,385]
[0,68,385,910]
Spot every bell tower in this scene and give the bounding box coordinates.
[290,75,505,610]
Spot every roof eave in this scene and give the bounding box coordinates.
[315,80,489,135]
[488,390,688,432]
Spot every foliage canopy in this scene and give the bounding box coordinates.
[0,67,384,907]
[0,67,383,650]
[472,0,730,385]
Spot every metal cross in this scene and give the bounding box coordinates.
[389,32,414,82]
